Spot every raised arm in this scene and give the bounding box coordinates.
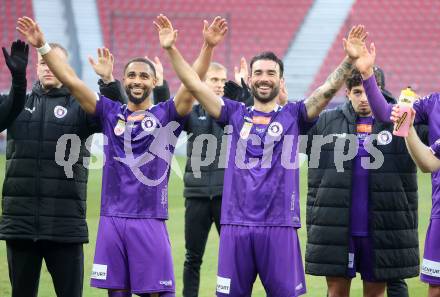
[155,15,225,119]
[145,56,170,104]
[89,47,128,104]
[159,15,227,116]
[404,109,440,173]
[304,26,369,119]
[17,16,97,114]
[0,40,28,131]
[349,31,393,122]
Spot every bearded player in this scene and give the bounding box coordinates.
[17,15,227,297]
[156,14,366,297]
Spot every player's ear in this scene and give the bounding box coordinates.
[345,88,351,100]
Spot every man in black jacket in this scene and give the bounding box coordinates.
[0,42,124,297]
[305,68,424,297]
[180,62,227,297]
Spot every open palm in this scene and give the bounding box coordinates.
[145,56,164,85]
[354,43,376,75]
[203,16,228,47]
[16,17,45,48]
[89,47,114,79]
[343,25,376,74]
[154,14,177,49]
[343,25,367,60]
[234,57,248,84]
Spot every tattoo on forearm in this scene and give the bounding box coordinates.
[324,88,338,99]
[326,60,352,87]
[307,59,353,110]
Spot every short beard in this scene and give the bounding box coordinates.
[357,109,372,117]
[251,84,280,103]
[125,87,151,105]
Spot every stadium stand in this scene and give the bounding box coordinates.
[309,0,440,98]
[0,0,36,92]
[96,0,313,92]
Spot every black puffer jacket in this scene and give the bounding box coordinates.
[182,105,226,198]
[0,82,121,243]
[305,101,426,280]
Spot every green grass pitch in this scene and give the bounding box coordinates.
[0,155,433,296]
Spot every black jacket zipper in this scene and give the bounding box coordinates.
[34,96,46,241]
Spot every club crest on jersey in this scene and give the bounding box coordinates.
[141,116,157,132]
[377,130,392,145]
[240,122,253,139]
[268,122,283,137]
[114,119,126,136]
[54,106,67,118]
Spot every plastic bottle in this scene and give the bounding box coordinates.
[393,87,418,137]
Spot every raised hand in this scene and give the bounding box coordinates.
[234,57,248,84]
[343,25,368,60]
[343,25,376,76]
[203,16,228,47]
[278,79,288,106]
[145,55,164,86]
[16,17,45,48]
[89,47,114,83]
[2,39,29,78]
[154,14,178,49]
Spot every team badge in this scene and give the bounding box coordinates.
[268,121,283,137]
[141,116,157,132]
[377,130,392,145]
[54,106,67,118]
[240,122,253,139]
[114,119,126,136]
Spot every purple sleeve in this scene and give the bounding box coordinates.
[412,93,438,125]
[430,140,440,160]
[94,94,121,120]
[217,97,246,125]
[362,75,393,123]
[162,98,189,125]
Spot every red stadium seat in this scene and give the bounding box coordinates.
[309,0,440,97]
[96,0,313,93]
[0,0,37,92]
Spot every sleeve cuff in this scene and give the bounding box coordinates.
[362,74,377,88]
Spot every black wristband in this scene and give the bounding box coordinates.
[98,79,116,87]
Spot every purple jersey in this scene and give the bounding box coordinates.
[350,116,373,236]
[94,95,186,218]
[413,93,440,219]
[363,76,440,219]
[217,98,315,227]
[430,139,440,159]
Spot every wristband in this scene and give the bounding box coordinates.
[37,42,51,55]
